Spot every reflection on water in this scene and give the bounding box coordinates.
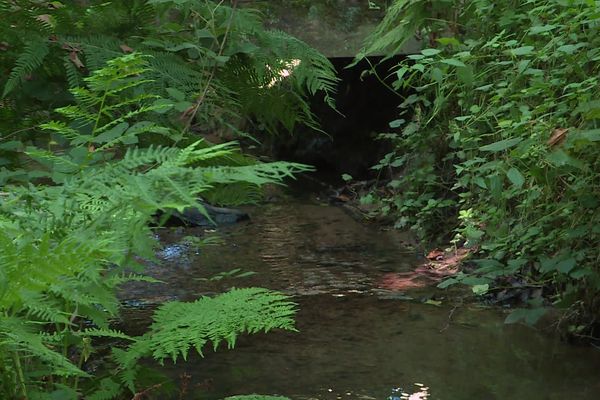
[390,384,430,400]
[121,200,600,400]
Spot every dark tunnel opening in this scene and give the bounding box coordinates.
[272,55,407,183]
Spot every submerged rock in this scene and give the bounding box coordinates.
[164,203,249,227]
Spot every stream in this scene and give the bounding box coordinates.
[120,194,600,400]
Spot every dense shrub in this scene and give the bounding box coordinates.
[358,0,600,331]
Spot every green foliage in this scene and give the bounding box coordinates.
[0,2,334,397]
[0,53,304,399]
[360,0,600,329]
[142,288,296,361]
[0,0,338,138]
[114,288,296,391]
[3,37,50,98]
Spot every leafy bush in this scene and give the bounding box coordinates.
[358,0,600,329]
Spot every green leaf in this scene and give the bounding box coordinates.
[504,307,547,325]
[395,66,409,81]
[421,48,441,56]
[152,99,174,114]
[389,119,405,128]
[528,25,557,35]
[431,67,444,83]
[557,44,577,54]
[539,256,557,273]
[570,268,593,279]
[506,167,525,188]
[472,284,489,295]
[546,149,584,169]
[436,37,461,47]
[556,258,576,274]
[437,277,459,289]
[93,122,129,144]
[166,87,186,101]
[412,63,425,72]
[440,58,466,67]
[509,46,535,56]
[579,129,600,141]
[479,138,522,152]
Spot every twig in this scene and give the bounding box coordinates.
[132,383,164,400]
[183,0,238,131]
[439,305,458,332]
[0,126,37,141]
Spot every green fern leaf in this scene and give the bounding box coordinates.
[122,288,297,365]
[3,37,49,97]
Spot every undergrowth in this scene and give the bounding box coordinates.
[0,1,335,397]
[0,0,338,140]
[0,52,306,399]
[356,0,600,336]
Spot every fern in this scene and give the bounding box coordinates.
[146,288,296,361]
[355,0,430,60]
[2,37,49,97]
[114,288,296,390]
[86,378,122,400]
[220,28,339,134]
[1,53,308,398]
[2,0,339,142]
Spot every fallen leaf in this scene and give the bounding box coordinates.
[69,51,85,68]
[378,273,430,290]
[426,249,444,260]
[0,42,9,51]
[120,44,134,53]
[36,14,53,26]
[48,1,65,9]
[547,128,568,147]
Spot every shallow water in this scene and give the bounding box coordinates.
[121,199,600,400]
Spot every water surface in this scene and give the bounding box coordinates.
[121,199,600,400]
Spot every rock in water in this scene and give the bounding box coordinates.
[163,203,249,227]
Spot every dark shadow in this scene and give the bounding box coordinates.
[273,55,406,182]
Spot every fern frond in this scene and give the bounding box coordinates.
[81,328,135,341]
[3,37,50,97]
[25,294,71,325]
[40,121,81,142]
[146,51,205,96]
[119,145,180,169]
[355,0,429,60]
[0,316,86,377]
[103,273,162,287]
[122,288,297,365]
[204,162,313,186]
[260,30,338,102]
[86,377,123,400]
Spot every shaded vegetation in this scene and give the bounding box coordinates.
[357,0,600,336]
[0,1,336,398]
